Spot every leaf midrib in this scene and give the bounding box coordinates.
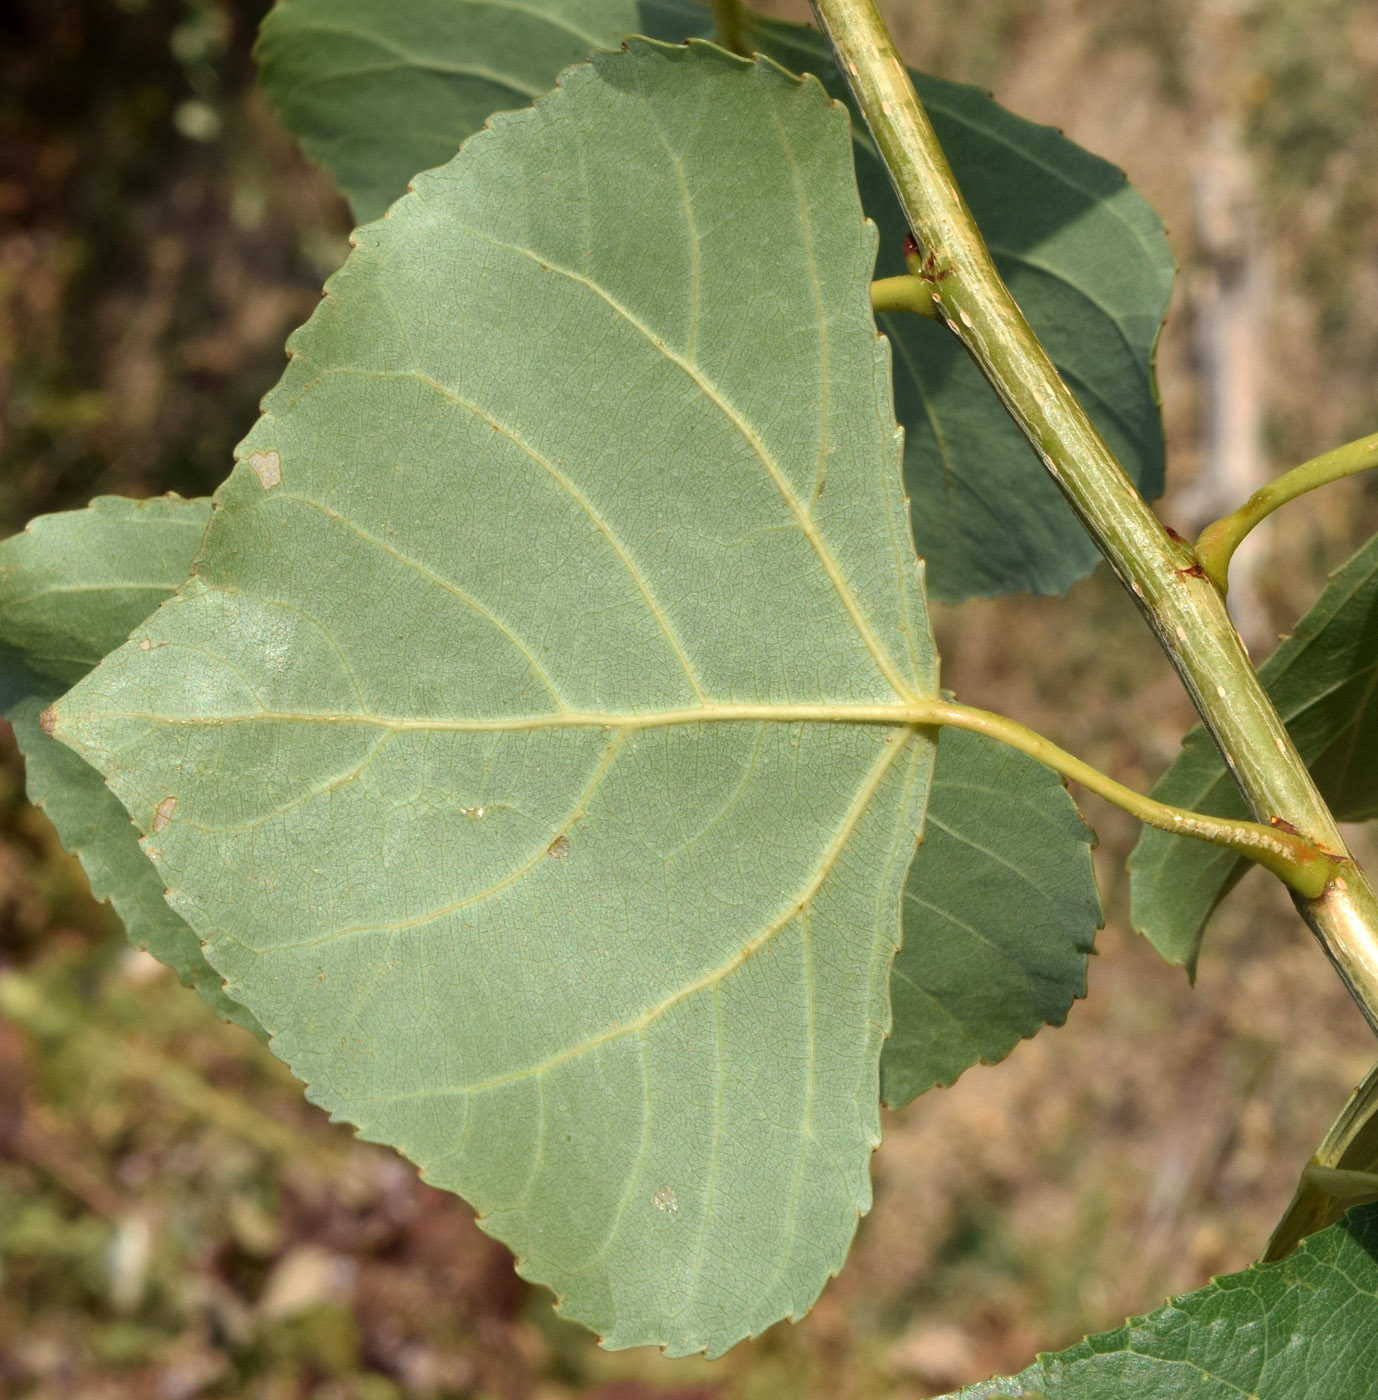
[60,700,934,732]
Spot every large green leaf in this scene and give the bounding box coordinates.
[1130,531,1378,973]
[256,0,1173,601]
[54,43,937,1355]
[949,1203,1378,1399]
[0,497,261,1035]
[882,726,1101,1109]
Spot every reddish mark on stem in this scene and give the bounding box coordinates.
[916,248,953,283]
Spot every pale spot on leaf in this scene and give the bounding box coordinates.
[248,451,283,489]
[651,1186,678,1214]
[547,835,571,858]
[153,796,178,832]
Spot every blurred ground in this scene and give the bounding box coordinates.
[2,1,1378,1397]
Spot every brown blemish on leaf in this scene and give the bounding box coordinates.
[38,707,57,736]
[153,796,178,833]
[247,450,282,489]
[547,835,571,859]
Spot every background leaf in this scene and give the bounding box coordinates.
[255,0,717,223]
[882,726,1101,1109]
[947,1203,1378,1399]
[54,43,937,1355]
[256,0,1173,602]
[0,496,262,1036]
[1130,530,1378,973]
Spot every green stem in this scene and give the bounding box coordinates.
[1196,431,1378,595]
[710,0,749,54]
[925,699,1341,898]
[810,0,1378,1032]
[871,274,942,318]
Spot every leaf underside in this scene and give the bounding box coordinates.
[1130,529,1378,973]
[882,726,1101,1108]
[256,0,1173,602]
[56,43,936,1356]
[0,497,261,1035]
[949,1204,1378,1399]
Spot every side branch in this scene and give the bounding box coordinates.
[1196,431,1378,595]
[809,0,1378,1031]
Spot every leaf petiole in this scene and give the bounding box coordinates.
[1195,431,1378,596]
[920,698,1344,899]
[870,274,942,318]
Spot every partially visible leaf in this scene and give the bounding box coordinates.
[255,0,717,223]
[256,1,1174,602]
[882,726,1100,1109]
[1265,1057,1378,1262]
[1130,530,1378,973]
[949,1203,1378,1399]
[0,494,213,691]
[6,697,260,1034]
[0,496,262,1036]
[55,43,937,1355]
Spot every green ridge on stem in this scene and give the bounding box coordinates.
[1196,430,1378,595]
[808,0,1378,1034]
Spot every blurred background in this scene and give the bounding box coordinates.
[2,1,1377,1396]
